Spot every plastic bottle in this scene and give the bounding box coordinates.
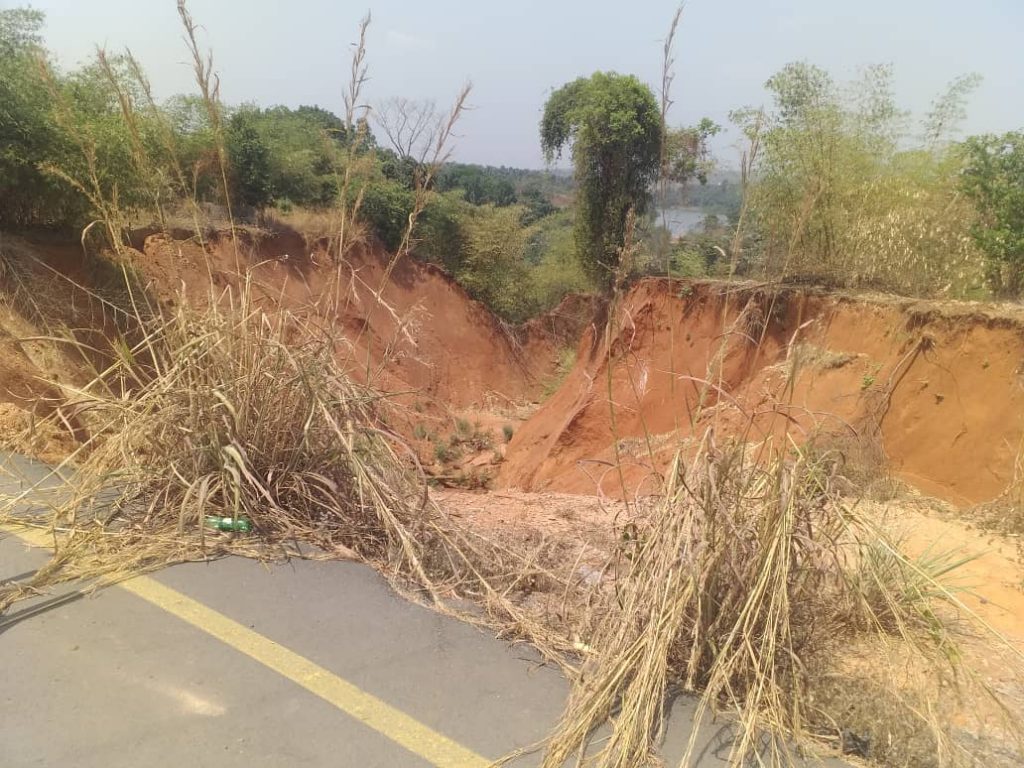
[204,515,253,533]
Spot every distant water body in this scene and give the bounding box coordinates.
[658,207,707,237]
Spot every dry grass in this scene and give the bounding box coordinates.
[0,278,580,672]
[532,434,1014,767]
[0,258,1019,766]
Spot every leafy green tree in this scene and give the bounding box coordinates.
[415,190,469,272]
[59,57,160,216]
[525,211,594,308]
[665,118,721,186]
[238,105,344,207]
[358,180,414,251]
[437,164,516,206]
[960,131,1024,295]
[517,184,556,225]
[0,8,84,228]
[456,204,534,321]
[226,109,273,208]
[540,72,661,287]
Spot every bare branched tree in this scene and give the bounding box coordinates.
[377,83,472,292]
[374,97,438,163]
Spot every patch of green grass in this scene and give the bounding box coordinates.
[448,419,493,452]
[542,346,577,399]
[433,439,461,464]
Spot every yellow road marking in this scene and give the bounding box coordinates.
[5,526,489,768]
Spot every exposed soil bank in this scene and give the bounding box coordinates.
[4,233,1024,507]
[128,229,586,408]
[500,279,1024,506]
[0,231,593,463]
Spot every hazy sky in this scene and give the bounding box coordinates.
[13,0,1024,168]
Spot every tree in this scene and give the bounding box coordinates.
[0,8,85,228]
[456,204,533,321]
[540,72,661,287]
[960,131,1024,296]
[230,105,344,207]
[924,73,983,149]
[436,164,516,207]
[374,97,437,164]
[741,61,987,296]
[226,109,273,208]
[664,118,721,187]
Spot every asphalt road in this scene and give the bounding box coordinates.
[0,453,842,767]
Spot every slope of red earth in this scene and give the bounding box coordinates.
[0,230,592,464]
[500,278,1024,507]
[128,228,562,407]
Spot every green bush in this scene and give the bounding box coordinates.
[455,204,535,322]
[227,109,273,208]
[525,211,594,310]
[740,63,988,298]
[415,191,469,272]
[667,244,707,278]
[960,131,1024,296]
[358,180,413,252]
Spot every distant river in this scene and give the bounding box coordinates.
[658,207,707,237]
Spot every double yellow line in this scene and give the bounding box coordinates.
[5,526,490,768]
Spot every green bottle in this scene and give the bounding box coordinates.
[205,515,253,533]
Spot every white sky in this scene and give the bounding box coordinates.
[13,0,1024,168]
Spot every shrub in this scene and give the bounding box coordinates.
[525,212,595,311]
[358,180,413,251]
[740,63,988,298]
[455,204,535,322]
[960,130,1024,296]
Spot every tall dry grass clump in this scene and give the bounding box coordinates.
[536,432,1008,767]
[0,283,422,601]
[0,277,580,667]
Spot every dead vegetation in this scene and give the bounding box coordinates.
[0,277,583,674]
[530,434,1007,768]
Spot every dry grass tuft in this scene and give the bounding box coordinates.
[534,434,1011,767]
[0,278,580,665]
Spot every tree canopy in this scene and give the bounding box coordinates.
[664,118,721,187]
[960,131,1024,295]
[540,72,661,287]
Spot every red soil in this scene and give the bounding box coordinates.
[0,230,589,457]
[125,229,575,407]
[500,279,1024,507]
[4,233,1024,509]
